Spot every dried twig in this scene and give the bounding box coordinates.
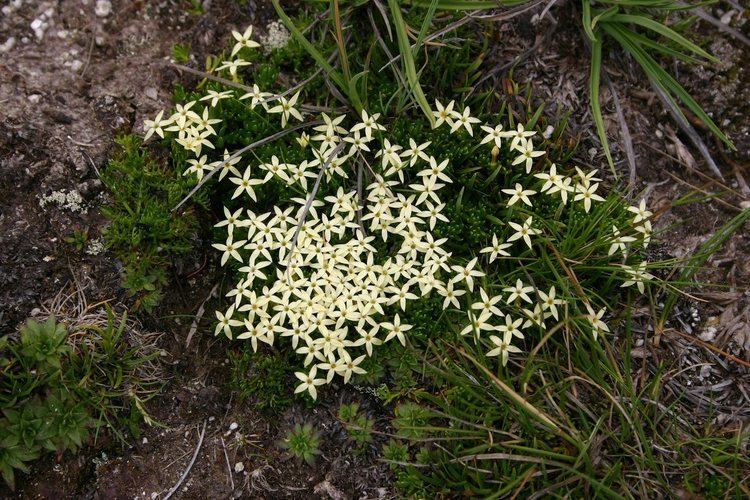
[186,284,218,347]
[164,421,207,500]
[470,0,546,21]
[172,120,323,212]
[368,7,409,91]
[221,437,235,492]
[605,76,637,190]
[287,141,349,265]
[538,0,560,23]
[371,0,394,41]
[664,328,750,369]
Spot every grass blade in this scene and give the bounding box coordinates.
[387,0,435,126]
[603,23,733,149]
[273,0,363,111]
[608,13,718,62]
[588,37,615,174]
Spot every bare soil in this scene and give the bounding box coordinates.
[0,0,748,498]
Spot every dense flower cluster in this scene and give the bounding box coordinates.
[143,27,653,399]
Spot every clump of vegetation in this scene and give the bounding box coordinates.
[143,21,654,404]
[228,348,293,412]
[279,422,322,465]
[100,135,208,311]
[382,336,750,497]
[337,402,374,451]
[0,305,163,490]
[64,227,89,252]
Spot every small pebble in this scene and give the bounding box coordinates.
[95,0,112,17]
[720,10,736,25]
[234,462,244,473]
[0,37,14,53]
[229,422,238,431]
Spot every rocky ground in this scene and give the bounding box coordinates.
[0,0,748,498]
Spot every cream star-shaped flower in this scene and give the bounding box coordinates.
[574,182,605,213]
[480,123,504,148]
[450,257,485,292]
[507,217,541,249]
[143,110,172,140]
[231,25,261,56]
[471,288,504,317]
[239,84,272,109]
[460,310,495,336]
[511,138,545,174]
[585,303,609,340]
[537,286,564,320]
[480,233,512,263]
[214,304,242,338]
[229,167,264,200]
[450,106,481,136]
[212,236,246,266]
[350,109,385,138]
[502,183,536,207]
[503,279,534,304]
[627,199,653,224]
[620,262,654,294]
[486,330,521,366]
[200,89,233,107]
[432,99,457,128]
[267,91,303,127]
[437,280,466,309]
[294,366,326,400]
[496,314,524,339]
[381,314,413,346]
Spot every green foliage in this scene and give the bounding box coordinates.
[382,439,409,467]
[228,348,294,412]
[64,228,89,252]
[171,43,192,63]
[17,317,70,370]
[337,403,374,450]
[286,0,732,174]
[134,0,748,497]
[392,403,431,440]
[0,313,161,490]
[100,135,207,311]
[582,0,733,170]
[385,335,750,497]
[279,423,322,465]
[153,7,742,497]
[185,0,205,15]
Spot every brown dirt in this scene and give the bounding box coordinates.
[1,0,748,498]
